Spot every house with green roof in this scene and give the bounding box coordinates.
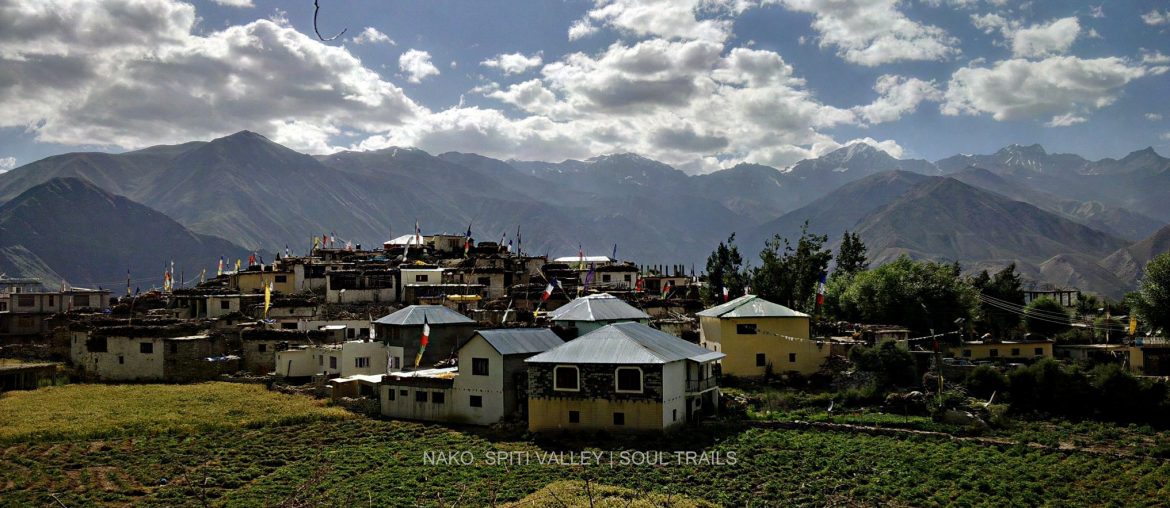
[696,295,827,376]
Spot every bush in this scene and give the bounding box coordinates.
[849,341,918,390]
[965,366,1008,399]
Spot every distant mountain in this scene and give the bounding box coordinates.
[742,170,932,255]
[853,178,1130,287]
[1101,223,1170,284]
[937,144,1090,176]
[691,163,796,222]
[1037,254,1131,300]
[0,178,248,288]
[781,144,939,209]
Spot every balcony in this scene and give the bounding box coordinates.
[686,377,718,393]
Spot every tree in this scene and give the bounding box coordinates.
[835,231,868,277]
[751,222,832,313]
[970,263,1024,339]
[1023,297,1071,338]
[1135,252,1170,334]
[833,256,978,336]
[702,234,749,306]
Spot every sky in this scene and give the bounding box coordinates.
[0,0,1168,175]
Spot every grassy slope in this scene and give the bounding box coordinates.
[2,384,1169,506]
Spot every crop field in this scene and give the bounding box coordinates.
[2,383,1170,506]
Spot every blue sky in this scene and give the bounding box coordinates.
[0,0,1168,174]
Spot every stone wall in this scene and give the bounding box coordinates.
[528,363,663,401]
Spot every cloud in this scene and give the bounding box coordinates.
[212,0,253,7]
[1142,9,1169,26]
[1141,49,1170,65]
[351,27,394,45]
[0,0,421,151]
[0,156,16,172]
[1089,5,1104,19]
[1046,113,1086,127]
[942,56,1149,125]
[398,49,440,83]
[772,0,960,66]
[852,74,942,124]
[480,52,543,75]
[573,0,736,43]
[1145,113,1162,121]
[972,15,1081,58]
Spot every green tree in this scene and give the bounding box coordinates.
[1023,297,1071,338]
[835,231,868,277]
[702,234,749,305]
[751,222,832,313]
[1135,252,1170,334]
[833,256,978,336]
[970,263,1025,340]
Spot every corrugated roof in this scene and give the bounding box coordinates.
[374,305,474,326]
[383,234,425,245]
[526,322,723,364]
[553,256,613,263]
[695,295,809,318]
[549,293,650,322]
[476,328,564,355]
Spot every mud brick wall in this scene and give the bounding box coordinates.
[528,363,662,401]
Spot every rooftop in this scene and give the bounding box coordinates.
[476,328,563,355]
[526,322,723,365]
[696,295,809,318]
[548,293,650,322]
[374,305,474,326]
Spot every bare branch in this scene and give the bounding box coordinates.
[313,0,347,41]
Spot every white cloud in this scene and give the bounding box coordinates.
[773,0,960,66]
[480,52,543,75]
[1011,17,1081,58]
[852,74,942,124]
[1141,49,1170,65]
[574,0,736,43]
[972,15,1082,58]
[1146,113,1162,121]
[1046,113,1086,127]
[1162,132,1170,141]
[398,49,440,83]
[212,0,253,7]
[942,56,1149,125]
[0,156,16,172]
[0,0,421,151]
[351,27,394,45]
[1142,9,1169,26]
[1089,5,1104,19]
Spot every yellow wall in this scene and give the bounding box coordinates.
[528,397,663,432]
[947,342,1054,360]
[233,271,296,294]
[699,315,827,376]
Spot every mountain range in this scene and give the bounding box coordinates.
[0,131,1167,299]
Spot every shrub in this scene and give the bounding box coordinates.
[965,366,1008,399]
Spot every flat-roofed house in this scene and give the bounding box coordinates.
[525,322,724,432]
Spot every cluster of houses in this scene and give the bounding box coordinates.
[3,232,1168,430]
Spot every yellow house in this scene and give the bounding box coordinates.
[946,340,1054,361]
[697,295,828,376]
[230,268,296,294]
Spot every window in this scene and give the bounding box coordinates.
[16,295,34,307]
[432,392,445,404]
[220,300,231,310]
[415,391,428,402]
[737,323,758,335]
[355,357,370,368]
[281,322,297,330]
[399,389,408,397]
[756,353,766,367]
[118,355,124,364]
[789,353,797,363]
[472,358,489,376]
[1011,348,1020,356]
[568,410,580,423]
[615,367,643,393]
[470,395,482,408]
[170,342,178,354]
[1034,347,1044,356]
[389,356,401,370]
[415,274,429,282]
[347,328,356,339]
[318,355,324,366]
[48,295,54,307]
[275,275,287,283]
[140,342,153,354]
[87,337,108,353]
[258,344,267,353]
[990,349,999,358]
[962,349,972,357]
[602,274,612,282]
[673,409,677,422]
[624,274,632,282]
[72,295,90,307]
[477,276,491,286]
[554,366,580,391]
[360,327,369,337]
[387,389,395,401]
[613,412,625,426]
[329,356,337,369]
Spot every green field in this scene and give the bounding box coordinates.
[2,383,1169,507]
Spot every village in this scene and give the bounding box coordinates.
[3,228,1167,435]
